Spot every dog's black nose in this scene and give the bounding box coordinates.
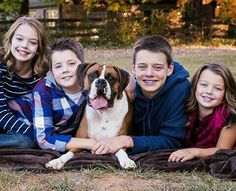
[96,79,106,87]
[96,79,107,92]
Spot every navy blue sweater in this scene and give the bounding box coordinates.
[130,61,190,154]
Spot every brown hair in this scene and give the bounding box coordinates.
[3,16,48,77]
[132,35,173,66]
[47,37,84,70]
[186,62,236,121]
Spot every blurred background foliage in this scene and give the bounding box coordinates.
[0,0,235,47]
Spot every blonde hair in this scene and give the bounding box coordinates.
[3,16,48,77]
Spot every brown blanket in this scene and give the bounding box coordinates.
[0,148,235,180]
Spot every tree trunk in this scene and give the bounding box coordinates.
[20,0,29,16]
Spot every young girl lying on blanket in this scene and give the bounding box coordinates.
[0,16,48,148]
[168,62,236,162]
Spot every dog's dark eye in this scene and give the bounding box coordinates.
[107,75,115,83]
[88,72,98,82]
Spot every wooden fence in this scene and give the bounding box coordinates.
[0,13,119,45]
[0,15,235,46]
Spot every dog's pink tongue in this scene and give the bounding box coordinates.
[90,96,108,110]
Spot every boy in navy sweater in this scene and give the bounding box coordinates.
[92,35,190,155]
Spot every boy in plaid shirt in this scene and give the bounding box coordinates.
[33,38,96,152]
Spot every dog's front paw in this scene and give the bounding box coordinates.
[119,158,136,169]
[115,149,137,169]
[45,158,64,170]
[46,151,74,170]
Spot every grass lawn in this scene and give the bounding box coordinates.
[1,168,236,191]
[85,46,236,77]
[1,47,236,191]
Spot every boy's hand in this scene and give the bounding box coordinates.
[91,136,133,155]
[91,137,122,155]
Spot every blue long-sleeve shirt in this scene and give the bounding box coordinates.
[130,61,190,154]
[33,71,86,152]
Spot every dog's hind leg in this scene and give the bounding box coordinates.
[76,112,88,138]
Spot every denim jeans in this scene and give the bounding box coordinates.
[0,131,35,149]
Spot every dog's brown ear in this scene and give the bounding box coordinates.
[114,66,130,99]
[77,63,89,89]
[77,62,98,89]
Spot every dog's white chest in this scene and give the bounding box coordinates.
[86,93,128,140]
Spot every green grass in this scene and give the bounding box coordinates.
[1,168,236,190]
[85,47,236,77]
[0,170,22,190]
[175,51,236,77]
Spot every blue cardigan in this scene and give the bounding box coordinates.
[130,61,190,154]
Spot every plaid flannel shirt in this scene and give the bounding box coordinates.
[33,71,86,152]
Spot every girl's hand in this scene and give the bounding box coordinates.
[168,148,200,162]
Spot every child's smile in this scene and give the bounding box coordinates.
[51,50,82,94]
[195,69,225,117]
[11,24,39,64]
[133,50,173,99]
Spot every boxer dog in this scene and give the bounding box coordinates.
[45,63,136,170]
